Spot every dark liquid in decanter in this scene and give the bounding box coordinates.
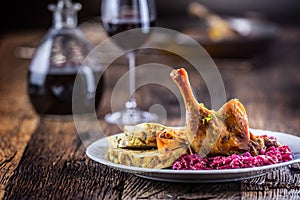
[28,67,104,115]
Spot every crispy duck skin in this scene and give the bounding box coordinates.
[170,68,265,156]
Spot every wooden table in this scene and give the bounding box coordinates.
[1,24,300,199]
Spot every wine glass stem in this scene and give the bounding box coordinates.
[125,52,137,110]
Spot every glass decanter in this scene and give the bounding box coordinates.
[27,0,104,117]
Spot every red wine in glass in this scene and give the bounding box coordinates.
[102,0,158,125]
[102,19,155,50]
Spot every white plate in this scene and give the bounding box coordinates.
[86,129,300,183]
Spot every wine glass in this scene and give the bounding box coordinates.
[101,0,158,125]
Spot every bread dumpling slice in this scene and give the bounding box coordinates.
[107,131,189,169]
[117,123,167,149]
[107,122,189,168]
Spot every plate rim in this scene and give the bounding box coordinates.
[86,128,300,181]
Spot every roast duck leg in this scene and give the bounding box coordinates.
[170,68,265,156]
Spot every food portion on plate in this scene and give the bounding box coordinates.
[106,68,294,169]
[172,142,293,170]
[107,123,189,168]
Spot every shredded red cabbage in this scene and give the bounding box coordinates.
[172,137,293,170]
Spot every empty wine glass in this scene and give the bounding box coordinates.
[101,0,158,125]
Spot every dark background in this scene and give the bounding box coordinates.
[1,0,300,33]
[0,0,101,32]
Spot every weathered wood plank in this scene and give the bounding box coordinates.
[241,164,300,199]
[4,120,129,199]
[0,32,40,199]
[122,177,241,199]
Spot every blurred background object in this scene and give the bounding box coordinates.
[187,2,237,42]
[178,2,279,58]
[156,0,300,25]
[193,0,300,24]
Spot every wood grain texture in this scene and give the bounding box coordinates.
[4,120,129,199]
[1,26,300,199]
[0,32,40,199]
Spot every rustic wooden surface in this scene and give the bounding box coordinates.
[1,24,300,199]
